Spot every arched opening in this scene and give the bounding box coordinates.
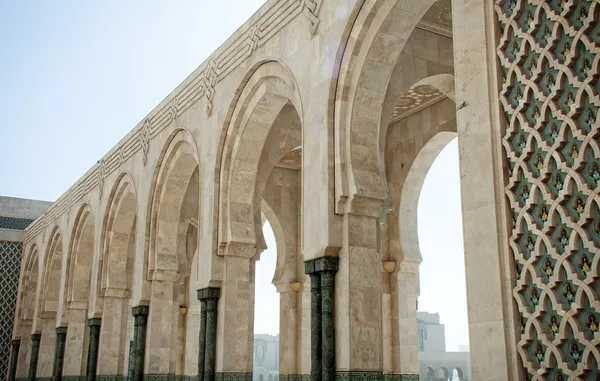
[424,366,434,381]
[216,61,304,377]
[253,219,279,380]
[416,138,470,381]
[15,246,39,378]
[97,174,138,377]
[146,129,200,376]
[37,228,64,377]
[452,368,463,381]
[63,206,95,377]
[438,367,449,381]
[378,25,459,378]
[334,0,463,374]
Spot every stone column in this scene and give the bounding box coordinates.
[335,205,384,377]
[52,327,67,381]
[306,269,321,381]
[451,0,517,379]
[197,298,207,381]
[203,289,219,381]
[97,293,129,376]
[277,288,299,378]
[198,288,220,381]
[320,263,337,381]
[132,306,149,381]
[62,306,87,377]
[145,277,176,375]
[8,339,20,381]
[305,257,339,381]
[27,333,41,381]
[215,250,255,379]
[391,261,420,375]
[85,318,101,381]
[16,327,31,378]
[38,317,57,377]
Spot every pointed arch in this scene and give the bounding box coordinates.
[17,245,40,327]
[260,200,287,286]
[99,172,138,298]
[398,132,457,262]
[38,226,64,324]
[216,60,302,257]
[333,0,448,210]
[146,128,201,280]
[63,204,95,316]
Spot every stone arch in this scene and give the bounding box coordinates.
[147,128,201,279]
[453,367,464,380]
[425,366,435,380]
[99,172,138,297]
[398,131,457,262]
[260,201,287,286]
[438,367,449,380]
[334,0,449,210]
[39,227,64,320]
[144,127,201,376]
[18,245,39,327]
[65,204,95,310]
[217,60,302,257]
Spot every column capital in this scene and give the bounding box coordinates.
[197,287,220,301]
[87,318,101,327]
[132,306,149,317]
[304,256,339,275]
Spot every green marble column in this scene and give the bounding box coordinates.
[52,327,67,381]
[132,306,149,381]
[304,260,322,381]
[197,287,219,381]
[318,258,338,381]
[85,319,101,381]
[196,293,207,381]
[28,333,41,381]
[8,339,20,381]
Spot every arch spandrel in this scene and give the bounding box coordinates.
[216,60,302,257]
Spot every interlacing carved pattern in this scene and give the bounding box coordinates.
[0,242,22,381]
[24,0,321,243]
[496,0,600,378]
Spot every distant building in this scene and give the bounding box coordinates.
[417,312,471,381]
[253,334,279,381]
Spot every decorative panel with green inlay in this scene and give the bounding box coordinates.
[496,0,600,378]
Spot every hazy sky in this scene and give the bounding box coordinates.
[0,1,468,353]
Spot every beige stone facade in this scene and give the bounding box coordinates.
[8,0,600,380]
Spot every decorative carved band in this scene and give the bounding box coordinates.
[24,0,324,244]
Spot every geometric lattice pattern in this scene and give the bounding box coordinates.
[496,0,600,379]
[0,241,21,381]
[0,217,33,231]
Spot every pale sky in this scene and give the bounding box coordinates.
[0,1,468,353]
